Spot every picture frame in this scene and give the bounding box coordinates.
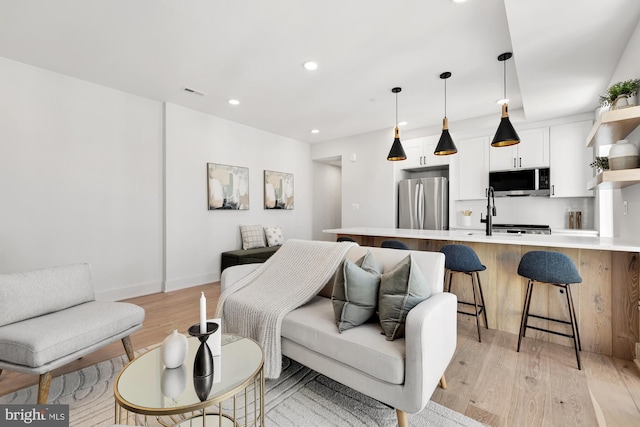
[264,170,294,210]
[207,163,249,210]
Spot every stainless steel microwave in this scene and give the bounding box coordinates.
[489,167,550,197]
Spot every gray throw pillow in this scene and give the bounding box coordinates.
[332,251,381,333]
[378,254,431,341]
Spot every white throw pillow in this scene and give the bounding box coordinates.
[264,226,284,247]
[240,225,266,250]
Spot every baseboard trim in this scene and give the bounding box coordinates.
[164,272,218,292]
[97,281,162,302]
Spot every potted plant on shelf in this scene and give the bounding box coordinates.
[599,78,640,111]
[589,156,609,174]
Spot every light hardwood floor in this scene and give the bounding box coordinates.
[1,283,639,426]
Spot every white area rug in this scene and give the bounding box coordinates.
[1,352,484,427]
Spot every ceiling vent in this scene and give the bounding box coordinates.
[183,87,206,96]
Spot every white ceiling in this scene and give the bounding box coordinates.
[0,0,638,143]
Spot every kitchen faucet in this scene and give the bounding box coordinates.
[480,186,496,236]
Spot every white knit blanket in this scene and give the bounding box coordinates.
[215,239,355,378]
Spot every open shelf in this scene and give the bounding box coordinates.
[587,168,640,189]
[586,105,640,147]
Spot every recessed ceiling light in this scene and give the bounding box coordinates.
[451,0,468,3]
[398,121,408,126]
[310,129,320,134]
[303,60,318,71]
[496,98,509,105]
[228,99,240,105]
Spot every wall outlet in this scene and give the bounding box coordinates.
[351,203,360,211]
[349,153,357,162]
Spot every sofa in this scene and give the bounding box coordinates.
[221,245,457,427]
[0,263,145,403]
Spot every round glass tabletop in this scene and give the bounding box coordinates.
[115,333,263,415]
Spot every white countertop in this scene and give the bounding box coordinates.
[324,227,640,252]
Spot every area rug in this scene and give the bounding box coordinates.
[0,352,484,427]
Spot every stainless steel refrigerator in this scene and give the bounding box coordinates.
[398,177,448,230]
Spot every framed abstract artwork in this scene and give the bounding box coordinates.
[264,170,294,210]
[207,163,249,210]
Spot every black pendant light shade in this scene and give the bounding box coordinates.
[492,104,520,147]
[388,127,407,160]
[492,52,520,147]
[387,87,407,161]
[434,72,458,155]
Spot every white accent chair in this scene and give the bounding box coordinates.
[0,264,145,403]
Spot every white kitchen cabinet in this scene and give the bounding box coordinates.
[489,127,550,171]
[457,136,490,200]
[401,135,449,170]
[550,120,594,198]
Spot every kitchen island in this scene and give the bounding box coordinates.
[325,227,640,362]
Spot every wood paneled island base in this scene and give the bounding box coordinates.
[334,232,639,361]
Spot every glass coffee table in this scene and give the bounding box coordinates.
[114,334,264,426]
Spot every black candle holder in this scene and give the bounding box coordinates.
[188,322,218,401]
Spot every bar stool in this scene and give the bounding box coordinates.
[440,244,488,342]
[517,251,583,369]
[381,240,409,250]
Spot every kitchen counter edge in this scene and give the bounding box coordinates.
[324,227,640,253]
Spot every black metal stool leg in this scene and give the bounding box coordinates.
[445,269,452,293]
[564,284,582,369]
[470,272,482,342]
[475,272,488,329]
[566,284,582,351]
[517,279,534,352]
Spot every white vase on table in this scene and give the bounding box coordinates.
[161,329,188,369]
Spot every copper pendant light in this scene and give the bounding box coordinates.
[434,72,458,155]
[387,87,407,161]
[492,52,520,147]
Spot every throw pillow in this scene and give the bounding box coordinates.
[378,254,431,341]
[239,225,266,250]
[332,251,381,333]
[264,226,284,247]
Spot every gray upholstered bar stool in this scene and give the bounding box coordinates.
[440,244,488,342]
[381,240,409,250]
[517,250,583,369]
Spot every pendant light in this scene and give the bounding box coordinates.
[434,72,457,155]
[491,52,520,147]
[387,87,407,161]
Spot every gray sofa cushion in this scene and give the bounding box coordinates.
[332,251,381,332]
[282,296,405,385]
[0,301,144,367]
[378,255,432,341]
[0,264,95,327]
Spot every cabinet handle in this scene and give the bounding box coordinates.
[519,157,522,168]
[513,158,516,168]
[552,185,555,196]
[485,188,488,197]
[420,156,423,165]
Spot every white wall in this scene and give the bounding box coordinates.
[0,57,164,300]
[164,103,312,291]
[312,160,342,241]
[311,129,397,230]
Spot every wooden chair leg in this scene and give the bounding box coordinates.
[122,336,135,362]
[37,371,52,404]
[439,374,447,389]
[396,409,408,427]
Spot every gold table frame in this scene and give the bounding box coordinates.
[114,334,264,427]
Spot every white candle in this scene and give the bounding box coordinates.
[200,292,207,333]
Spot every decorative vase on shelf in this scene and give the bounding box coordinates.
[161,329,188,369]
[608,140,639,170]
